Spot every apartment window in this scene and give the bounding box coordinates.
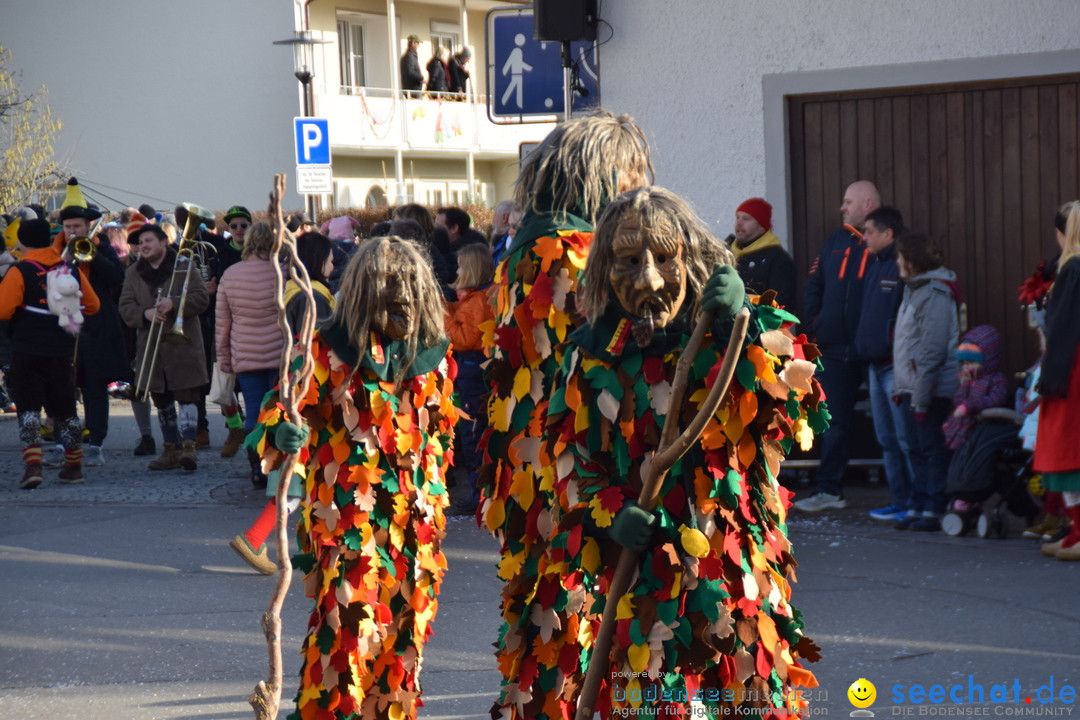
[338,19,365,92]
[430,20,459,55]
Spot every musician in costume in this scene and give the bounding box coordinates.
[248,236,458,720]
[54,178,128,467]
[517,187,824,718]
[0,218,99,488]
[118,222,209,471]
[478,110,652,718]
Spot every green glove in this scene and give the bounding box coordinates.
[701,263,745,319]
[274,421,309,454]
[608,500,657,552]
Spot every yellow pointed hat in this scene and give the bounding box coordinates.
[58,177,102,222]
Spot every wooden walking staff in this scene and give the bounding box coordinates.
[249,174,319,720]
[574,307,752,720]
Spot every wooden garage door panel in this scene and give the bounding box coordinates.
[788,73,1080,381]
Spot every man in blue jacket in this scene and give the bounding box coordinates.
[854,206,913,520]
[795,180,879,512]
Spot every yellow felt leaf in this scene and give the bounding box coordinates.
[616,594,635,620]
[581,537,601,575]
[627,642,650,673]
[679,525,710,558]
[549,306,570,343]
[575,403,591,434]
[510,469,535,511]
[498,549,526,580]
[669,570,681,600]
[485,497,506,531]
[512,366,531,401]
[489,395,512,432]
[793,416,814,451]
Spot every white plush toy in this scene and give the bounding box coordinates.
[46,265,84,335]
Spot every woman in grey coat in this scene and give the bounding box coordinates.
[891,231,959,531]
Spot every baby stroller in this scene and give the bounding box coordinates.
[941,408,1040,538]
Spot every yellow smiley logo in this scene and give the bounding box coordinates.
[848,678,877,709]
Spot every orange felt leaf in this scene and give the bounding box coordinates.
[738,433,756,468]
[738,389,758,426]
[756,614,780,656]
[533,234,565,274]
[564,375,582,413]
[694,468,719,513]
[787,665,819,688]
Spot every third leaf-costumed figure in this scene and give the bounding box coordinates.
[532,187,826,718]
[249,237,458,720]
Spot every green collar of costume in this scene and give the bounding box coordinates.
[505,207,593,258]
[320,320,449,381]
[570,302,694,362]
[731,229,781,259]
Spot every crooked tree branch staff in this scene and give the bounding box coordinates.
[118,222,209,471]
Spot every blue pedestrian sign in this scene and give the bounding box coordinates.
[486,8,599,121]
[294,117,331,165]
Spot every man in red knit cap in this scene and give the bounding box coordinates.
[729,197,795,310]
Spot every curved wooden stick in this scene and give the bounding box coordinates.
[574,307,751,720]
[249,174,318,720]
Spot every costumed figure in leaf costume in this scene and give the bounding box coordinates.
[479,110,653,718]
[525,187,825,718]
[249,236,458,720]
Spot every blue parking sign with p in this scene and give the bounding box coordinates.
[294,118,330,165]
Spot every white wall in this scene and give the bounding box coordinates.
[3,0,302,214]
[598,0,1080,243]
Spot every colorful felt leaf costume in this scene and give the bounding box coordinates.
[250,322,457,720]
[479,208,594,716]
[496,298,826,720]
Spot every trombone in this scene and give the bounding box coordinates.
[62,215,106,264]
[132,203,215,402]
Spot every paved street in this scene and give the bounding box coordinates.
[1,400,1078,719]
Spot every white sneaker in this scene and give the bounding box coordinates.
[42,444,65,467]
[85,445,105,466]
[792,492,847,512]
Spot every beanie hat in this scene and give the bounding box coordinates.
[956,341,984,364]
[18,218,54,249]
[736,198,772,231]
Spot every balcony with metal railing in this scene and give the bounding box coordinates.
[317,85,554,158]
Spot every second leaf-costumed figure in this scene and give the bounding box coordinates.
[522,187,826,718]
[249,236,458,720]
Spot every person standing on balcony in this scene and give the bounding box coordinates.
[426,46,450,98]
[400,34,424,98]
[448,46,471,99]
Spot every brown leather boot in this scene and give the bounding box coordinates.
[196,428,211,449]
[180,440,198,471]
[148,443,181,471]
[20,463,43,490]
[221,427,246,458]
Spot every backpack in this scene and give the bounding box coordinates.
[21,260,85,335]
